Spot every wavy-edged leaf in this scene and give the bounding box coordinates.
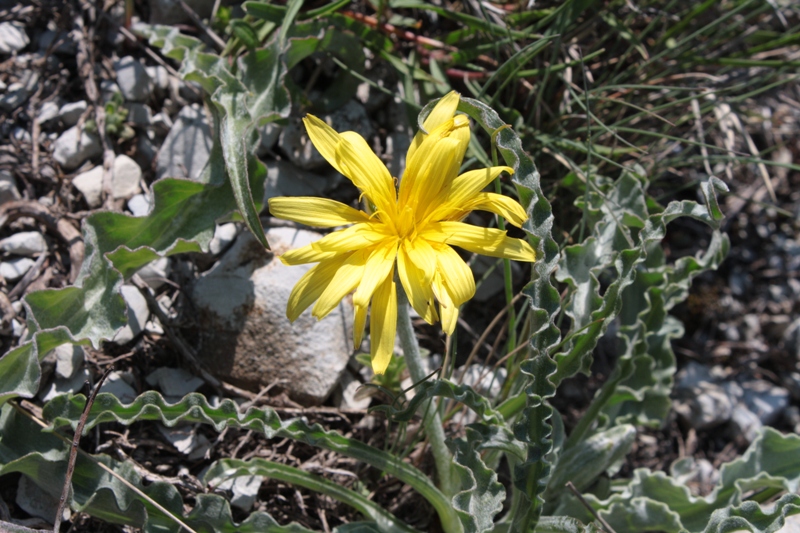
[0,403,316,533]
[43,391,459,530]
[453,96,561,533]
[205,458,418,533]
[567,428,800,532]
[544,424,635,504]
[451,426,505,533]
[138,23,291,249]
[703,494,800,533]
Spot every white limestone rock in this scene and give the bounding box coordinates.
[190,228,354,404]
[0,231,47,256]
[53,125,102,170]
[0,22,29,54]
[156,104,212,181]
[114,56,152,102]
[0,257,35,282]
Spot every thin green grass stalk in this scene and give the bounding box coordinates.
[210,459,419,533]
[578,52,593,245]
[491,126,517,358]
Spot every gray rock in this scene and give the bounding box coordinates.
[114,56,152,102]
[729,403,763,443]
[256,122,282,155]
[333,369,371,410]
[263,159,329,204]
[0,257,35,282]
[208,223,238,256]
[38,28,77,55]
[99,371,138,403]
[0,70,38,111]
[151,111,173,136]
[146,367,204,398]
[39,366,91,403]
[100,79,121,103]
[58,100,88,127]
[10,126,30,144]
[156,104,212,181]
[227,475,263,512]
[784,372,800,402]
[0,231,47,256]
[136,257,170,289]
[784,317,800,360]
[741,313,761,341]
[53,125,102,170]
[148,0,214,25]
[54,343,85,379]
[72,156,142,206]
[0,22,29,54]
[127,193,151,216]
[38,100,60,123]
[124,102,153,125]
[136,134,158,167]
[0,171,20,204]
[279,100,374,170]
[0,83,29,111]
[739,379,789,426]
[112,154,142,199]
[72,166,104,207]
[673,380,735,430]
[112,284,150,344]
[158,425,211,459]
[146,65,170,93]
[190,228,354,404]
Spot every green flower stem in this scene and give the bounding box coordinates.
[396,286,457,499]
[491,125,517,356]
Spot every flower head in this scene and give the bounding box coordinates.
[268,91,536,374]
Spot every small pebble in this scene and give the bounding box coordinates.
[0,231,47,256]
[0,257,35,282]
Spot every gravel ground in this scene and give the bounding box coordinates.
[0,0,798,530]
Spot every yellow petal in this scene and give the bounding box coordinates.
[312,223,392,253]
[312,250,368,319]
[434,244,475,306]
[353,303,367,348]
[280,242,338,266]
[337,131,397,222]
[401,115,470,209]
[268,197,370,228]
[432,271,458,335]
[424,91,461,132]
[370,276,397,375]
[438,166,514,215]
[444,225,536,262]
[405,91,460,165]
[419,221,507,246]
[413,138,463,221]
[304,115,346,175]
[397,242,438,324]
[353,239,398,308]
[286,254,350,321]
[459,192,529,227]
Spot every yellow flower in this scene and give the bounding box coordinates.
[268,91,536,374]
